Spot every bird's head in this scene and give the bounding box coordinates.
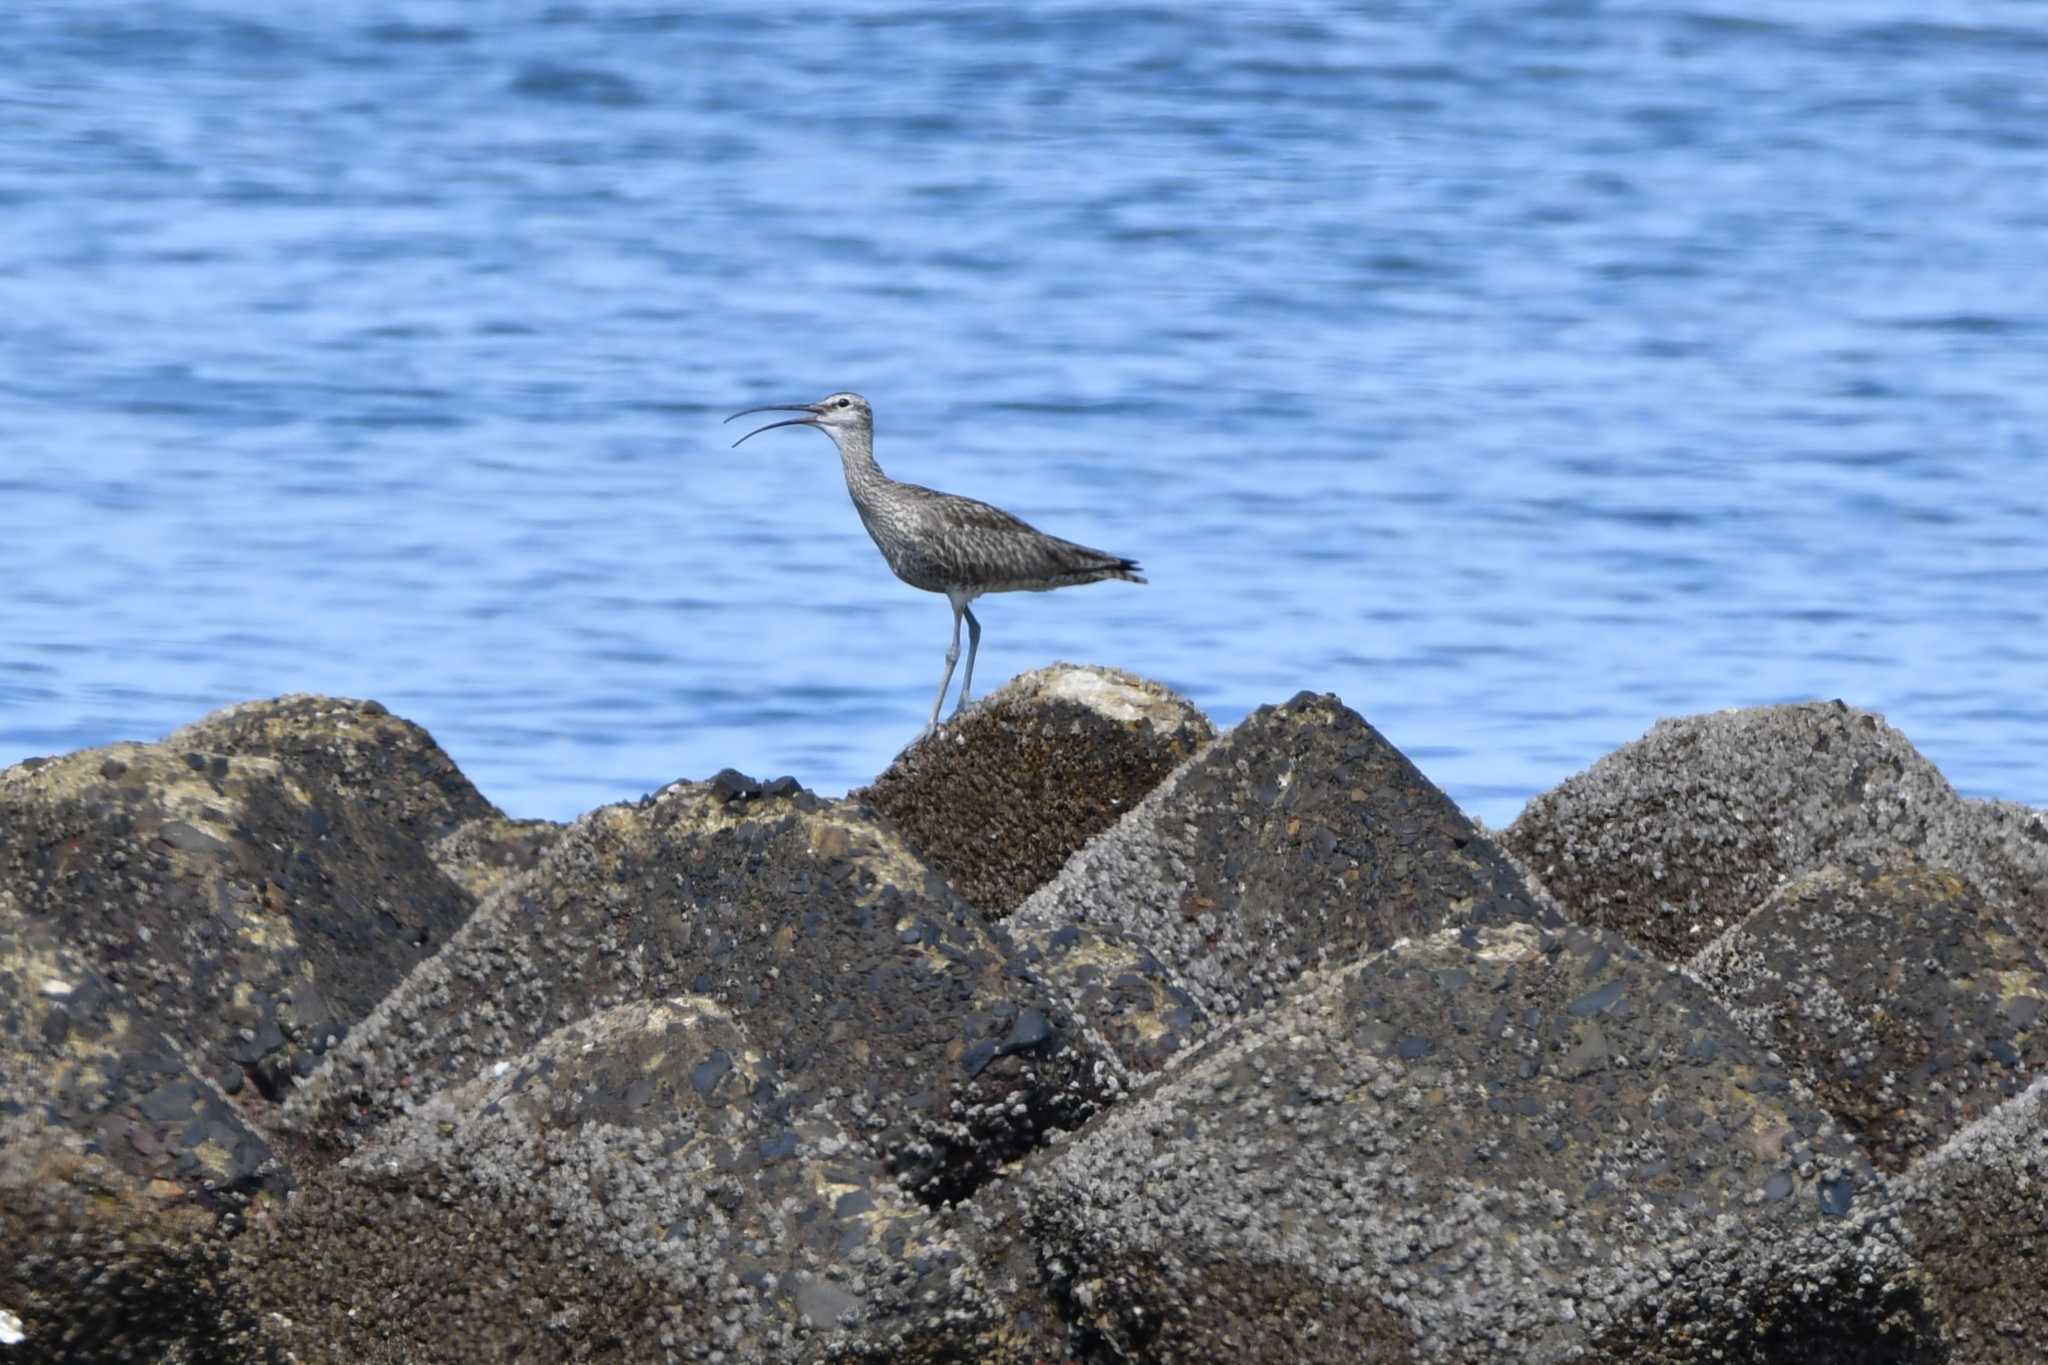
[726,392,871,447]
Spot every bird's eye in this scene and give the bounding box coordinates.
[836,398,851,408]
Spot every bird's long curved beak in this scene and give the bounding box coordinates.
[725,403,821,448]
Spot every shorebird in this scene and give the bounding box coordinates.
[727,392,1145,732]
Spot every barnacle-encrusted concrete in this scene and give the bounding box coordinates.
[1004,921,1935,1363]
[857,664,1213,919]
[0,892,275,1199]
[1006,692,1555,1071]
[288,774,1121,1204]
[1,890,284,1361]
[243,996,1056,1363]
[6,684,2044,1361]
[1504,701,2048,960]
[0,1127,282,1364]
[1892,1076,2048,1363]
[1689,863,2048,1172]
[1006,922,1211,1077]
[430,811,564,902]
[0,696,494,1113]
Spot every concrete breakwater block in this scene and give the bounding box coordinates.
[1503,700,2048,961]
[857,662,1213,920]
[2,678,2042,1360]
[1007,691,1557,1076]
[997,921,1930,1363]
[286,772,1124,1208]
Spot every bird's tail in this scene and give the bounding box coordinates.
[1051,541,1146,587]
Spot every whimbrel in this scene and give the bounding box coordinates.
[727,392,1145,732]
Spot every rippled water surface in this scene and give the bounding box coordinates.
[4,0,2044,825]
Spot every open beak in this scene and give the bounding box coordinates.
[725,403,821,448]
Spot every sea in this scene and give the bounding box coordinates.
[3,0,2044,828]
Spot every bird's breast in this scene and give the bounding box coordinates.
[851,499,951,593]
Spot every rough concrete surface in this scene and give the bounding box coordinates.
[857,663,1213,920]
[287,773,1121,1205]
[1,891,284,1362]
[1006,921,1213,1077]
[1504,701,2048,961]
[5,683,2045,1362]
[431,812,565,903]
[0,888,276,1200]
[0,1125,282,1365]
[242,996,1057,1363]
[1006,922,1935,1364]
[0,696,493,1116]
[1690,863,2048,1172]
[1008,691,1556,1051]
[1891,1076,2048,1363]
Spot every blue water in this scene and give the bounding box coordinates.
[3,1,2045,828]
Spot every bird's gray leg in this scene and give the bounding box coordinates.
[954,606,982,715]
[927,602,963,733]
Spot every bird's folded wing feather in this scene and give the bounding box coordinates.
[895,483,1127,588]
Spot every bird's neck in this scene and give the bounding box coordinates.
[831,427,889,501]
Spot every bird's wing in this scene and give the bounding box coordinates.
[897,483,1135,589]
[898,483,1043,536]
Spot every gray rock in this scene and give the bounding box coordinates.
[1969,796,2048,940]
[431,812,565,903]
[1894,1076,2048,1363]
[1503,701,2048,961]
[1007,692,1555,1070]
[0,890,277,1199]
[1689,863,2048,1172]
[242,997,1053,1363]
[0,696,493,1113]
[1007,923,1211,1077]
[1002,922,1934,1363]
[857,664,1213,919]
[288,775,1122,1205]
[0,1127,283,1364]
[16,687,2042,1361]
[2,891,283,1362]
